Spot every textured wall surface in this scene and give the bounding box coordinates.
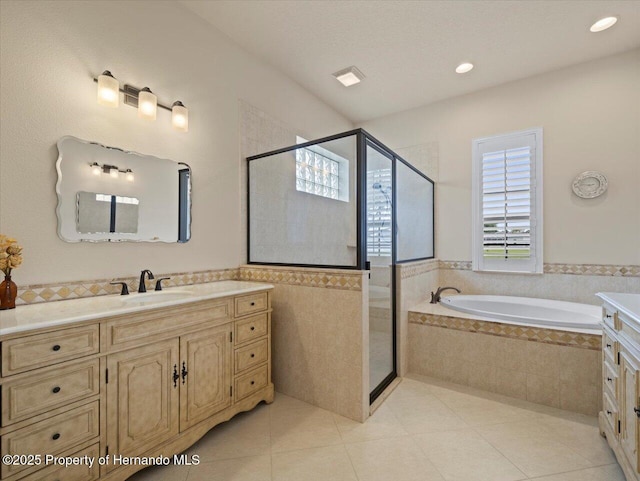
[0,1,351,285]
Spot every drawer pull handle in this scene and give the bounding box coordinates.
[181,362,188,384]
[250,326,255,331]
[634,407,640,418]
[52,433,61,440]
[251,353,255,358]
[173,364,179,388]
[606,344,612,348]
[52,386,61,394]
[52,344,61,351]
[606,410,612,415]
[607,377,613,382]
[605,314,612,319]
[250,302,256,306]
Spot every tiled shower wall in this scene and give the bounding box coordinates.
[239,265,369,422]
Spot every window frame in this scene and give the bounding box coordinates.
[471,127,543,274]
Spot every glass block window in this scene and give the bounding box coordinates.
[295,148,340,200]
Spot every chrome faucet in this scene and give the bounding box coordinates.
[430,286,461,304]
[138,269,155,293]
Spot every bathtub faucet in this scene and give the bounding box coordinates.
[430,286,461,304]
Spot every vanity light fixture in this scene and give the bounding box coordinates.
[138,87,157,121]
[171,101,189,132]
[590,16,618,32]
[97,70,119,107]
[332,66,365,87]
[94,71,189,132]
[455,62,474,74]
[88,162,134,181]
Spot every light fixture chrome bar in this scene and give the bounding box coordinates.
[92,78,172,111]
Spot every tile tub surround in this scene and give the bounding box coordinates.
[128,375,623,481]
[239,264,369,423]
[396,259,440,376]
[408,304,602,416]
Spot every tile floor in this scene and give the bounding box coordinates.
[129,373,624,481]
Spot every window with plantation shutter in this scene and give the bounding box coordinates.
[472,128,543,273]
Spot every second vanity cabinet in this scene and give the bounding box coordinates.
[598,293,640,481]
[0,284,273,481]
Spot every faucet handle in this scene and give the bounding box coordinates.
[110,281,130,296]
[155,277,171,291]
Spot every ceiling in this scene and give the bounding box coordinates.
[181,1,640,123]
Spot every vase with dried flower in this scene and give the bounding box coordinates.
[0,235,23,310]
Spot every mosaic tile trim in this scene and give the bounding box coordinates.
[408,312,601,351]
[543,263,640,277]
[238,266,362,291]
[16,268,239,306]
[398,259,439,279]
[439,260,640,277]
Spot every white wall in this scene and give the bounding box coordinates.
[361,49,640,266]
[0,0,352,285]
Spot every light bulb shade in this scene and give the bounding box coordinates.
[97,71,119,107]
[110,167,119,178]
[138,88,157,120]
[90,162,101,175]
[125,169,134,182]
[172,101,189,132]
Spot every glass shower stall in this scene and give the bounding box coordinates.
[247,129,434,402]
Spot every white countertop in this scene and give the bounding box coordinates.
[597,292,640,323]
[0,281,273,336]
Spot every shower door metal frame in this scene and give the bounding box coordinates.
[246,129,436,404]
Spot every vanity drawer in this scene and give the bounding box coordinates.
[603,360,618,400]
[235,339,268,374]
[2,359,100,426]
[602,391,618,437]
[1,325,99,376]
[234,313,268,345]
[234,365,268,402]
[20,443,100,481]
[602,328,618,365]
[235,292,268,317]
[105,299,231,351]
[602,305,619,330]
[1,401,99,478]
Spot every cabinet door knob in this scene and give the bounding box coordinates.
[250,302,256,306]
[606,410,612,415]
[251,353,255,358]
[605,314,612,319]
[607,377,613,382]
[606,344,612,348]
[52,344,61,351]
[52,433,61,440]
[634,407,640,418]
[52,386,61,394]
[250,381,255,385]
[250,326,255,331]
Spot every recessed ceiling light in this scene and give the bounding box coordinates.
[332,66,365,87]
[455,62,474,74]
[590,16,618,32]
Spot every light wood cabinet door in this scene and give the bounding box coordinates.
[619,348,640,474]
[180,324,232,430]
[106,339,180,461]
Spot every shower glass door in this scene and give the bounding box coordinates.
[366,142,396,401]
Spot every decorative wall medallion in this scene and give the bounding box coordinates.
[572,171,608,199]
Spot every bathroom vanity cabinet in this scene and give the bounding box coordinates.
[0,283,273,481]
[598,293,640,481]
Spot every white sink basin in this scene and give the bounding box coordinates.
[122,290,194,305]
